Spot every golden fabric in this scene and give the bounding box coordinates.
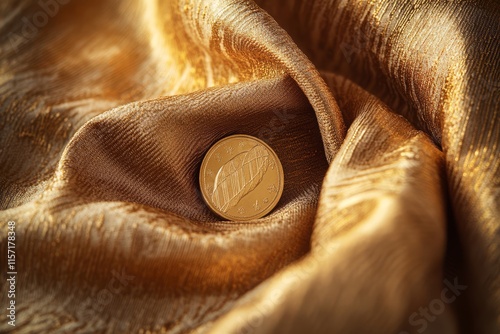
[0,0,498,333]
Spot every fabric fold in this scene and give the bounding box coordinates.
[208,75,449,334]
[0,75,332,333]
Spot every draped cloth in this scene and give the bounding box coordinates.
[0,0,498,333]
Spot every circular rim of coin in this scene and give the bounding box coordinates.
[199,134,284,221]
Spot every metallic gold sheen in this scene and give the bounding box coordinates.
[199,135,284,221]
[0,0,498,333]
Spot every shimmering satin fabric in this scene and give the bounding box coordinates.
[0,0,498,333]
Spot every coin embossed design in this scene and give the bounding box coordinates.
[200,134,284,221]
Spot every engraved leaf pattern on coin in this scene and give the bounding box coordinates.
[211,145,269,213]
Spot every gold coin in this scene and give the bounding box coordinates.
[199,134,284,221]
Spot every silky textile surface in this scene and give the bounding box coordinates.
[0,0,498,333]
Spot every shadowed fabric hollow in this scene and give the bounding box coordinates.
[0,0,498,333]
